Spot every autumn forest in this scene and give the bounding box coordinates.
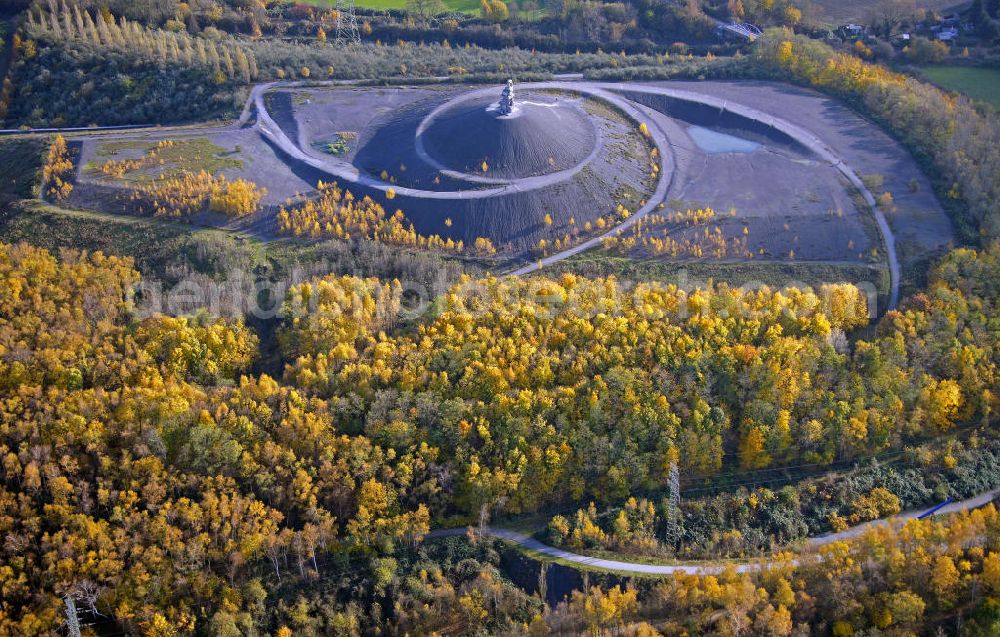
[1,0,1000,635]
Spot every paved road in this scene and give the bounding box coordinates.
[805,487,1000,545]
[428,488,1000,575]
[428,526,774,574]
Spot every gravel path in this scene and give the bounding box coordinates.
[251,81,668,201]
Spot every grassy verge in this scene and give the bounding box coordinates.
[0,199,248,273]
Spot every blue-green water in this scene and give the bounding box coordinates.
[688,126,761,154]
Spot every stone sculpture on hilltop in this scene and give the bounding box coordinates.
[498,79,515,116]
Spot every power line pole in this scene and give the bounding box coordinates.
[65,596,81,637]
[664,460,682,549]
[335,0,361,46]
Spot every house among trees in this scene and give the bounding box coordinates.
[838,23,866,41]
[937,26,959,41]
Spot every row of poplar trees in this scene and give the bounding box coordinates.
[26,0,260,84]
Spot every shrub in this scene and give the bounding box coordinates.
[42,134,74,202]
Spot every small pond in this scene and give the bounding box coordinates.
[688,126,761,154]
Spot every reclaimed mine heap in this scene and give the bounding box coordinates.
[420,82,598,179]
[323,80,664,255]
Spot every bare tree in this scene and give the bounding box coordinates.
[71,580,105,617]
[867,0,917,36]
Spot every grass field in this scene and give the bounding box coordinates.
[920,66,1000,109]
[300,0,482,14]
[85,137,244,182]
[804,0,964,25]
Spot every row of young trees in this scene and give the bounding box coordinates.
[98,139,181,178]
[27,1,259,84]
[1,3,264,126]
[41,133,73,201]
[123,170,267,217]
[4,31,247,125]
[63,0,264,33]
[276,180,498,256]
[601,207,756,259]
